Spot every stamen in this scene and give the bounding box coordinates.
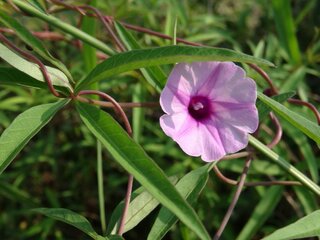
[188,96,212,121]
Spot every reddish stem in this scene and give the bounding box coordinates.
[213,156,252,240]
[213,165,300,187]
[77,90,132,135]
[119,20,203,47]
[0,33,61,97]
[247,63,278,95]
[288,98,320,125]
[78,5,126,52]
[49,0,87,15]
[118,174,133,235]
[267,112,283,148]
[79,99,159,109]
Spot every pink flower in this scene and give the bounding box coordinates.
[160,62,258,162]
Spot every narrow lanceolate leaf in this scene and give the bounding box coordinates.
[108,188,157,234]
[114,21,167,92]
[108,236,125,240]
[107,176,179,235]
[256,91,295,120]
[0,67,48,89]
[108,188,160,235]
[148,163,215,240]
[262,210,320,240]
[257,92,320,145]
[249,136,320,197]
[283,123,318,183]
[12,0,115,56]
[31,208,104,240]
[76,102,210,240]
[0,10,72,81]
[0,67,68,95]
[0,99,69,174]
[0,43,72,91]
[76,45,274,91]
[271,0,301,64]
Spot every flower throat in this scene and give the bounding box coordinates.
[188,96,211,121]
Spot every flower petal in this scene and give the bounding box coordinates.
[160,113,202,156]
[215,119,250,154]
[213,101,259,133]
[196,62,257,104]
[166,62,221,96]
[198,121,226,161]
[160,83,188,114]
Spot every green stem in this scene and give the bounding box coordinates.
[79,1,107,234]
[97,141,107,235]
[249,135,320,196]
[12,0,115,56]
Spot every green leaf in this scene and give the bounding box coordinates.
[108,189,159,235]
[76,45,274,91]
[262,210,320,240]
[26,0,47,13]
[293,186,318,215]
[0,99,69,174]
[13,0,115,56]
[108,235,125,240]
[107,176,178,235]
[271,0,301,64]
[0,10,72,81]
[31,208,104,240]
[249,136,320,196]
[114,21,167,92]
[76,102,210,240]
[257,92,320,145]
[283,122,318,183]
[147,163,215,240]
[0,43,72,91]
[256,91,295,120]
[81,9,98,73]
[0,67,45,89]
[0,67,68,94]
[132,83,145,143]
[280,67,306,92]
[236,186,284,240]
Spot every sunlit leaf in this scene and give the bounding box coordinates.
[256,91,295,120]
[0,43,72,91]
[76,45,274,91]
[114,21,167,92]
[12,0,115,56]
[257,92,320,144]
[0,9,72,80]
[263,210,320,240]
[249,136,320,196]
[0,67,68,94]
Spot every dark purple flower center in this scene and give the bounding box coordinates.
[188,96,212,121]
